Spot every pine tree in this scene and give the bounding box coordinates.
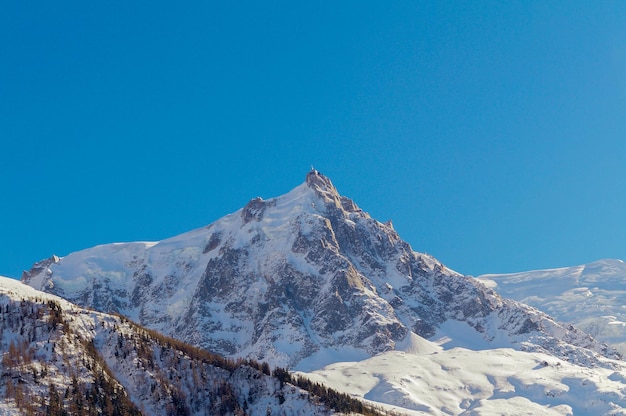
[47,383,63,416]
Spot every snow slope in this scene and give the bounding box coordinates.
[302,342,626,415]
[478,259,626,355]
[0,275,347,415]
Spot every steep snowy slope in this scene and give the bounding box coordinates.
[23,171,619,373]
[478,259,626,355]
[0,276,367,415]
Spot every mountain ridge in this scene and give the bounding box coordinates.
[22,171,621,372]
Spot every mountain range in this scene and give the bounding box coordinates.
[5,170,626,414]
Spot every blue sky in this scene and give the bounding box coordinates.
[1,2,626,279]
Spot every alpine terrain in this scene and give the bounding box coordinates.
[478,259,626,355]
[0,275,378,415]
[18,170,626,414]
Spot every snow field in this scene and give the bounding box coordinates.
[300,343,626,415]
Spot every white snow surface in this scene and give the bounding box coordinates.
[301,336,626,415]
[478,259,626,355]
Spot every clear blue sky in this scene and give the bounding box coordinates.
[2,2,626,279]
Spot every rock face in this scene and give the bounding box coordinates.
[22,254,59,281]
[23,171,621,369]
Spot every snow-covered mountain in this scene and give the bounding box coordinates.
[477,259,626,355]
[23,171,618,370]
[19,170,626,413]
[0,275,370,415]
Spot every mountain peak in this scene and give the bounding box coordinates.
[305,169,339,198]
[22,172,622,372]
[304,169,363,215]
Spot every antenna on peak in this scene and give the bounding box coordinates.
[310,165,318,175]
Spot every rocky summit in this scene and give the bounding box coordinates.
[23,171,620,371]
